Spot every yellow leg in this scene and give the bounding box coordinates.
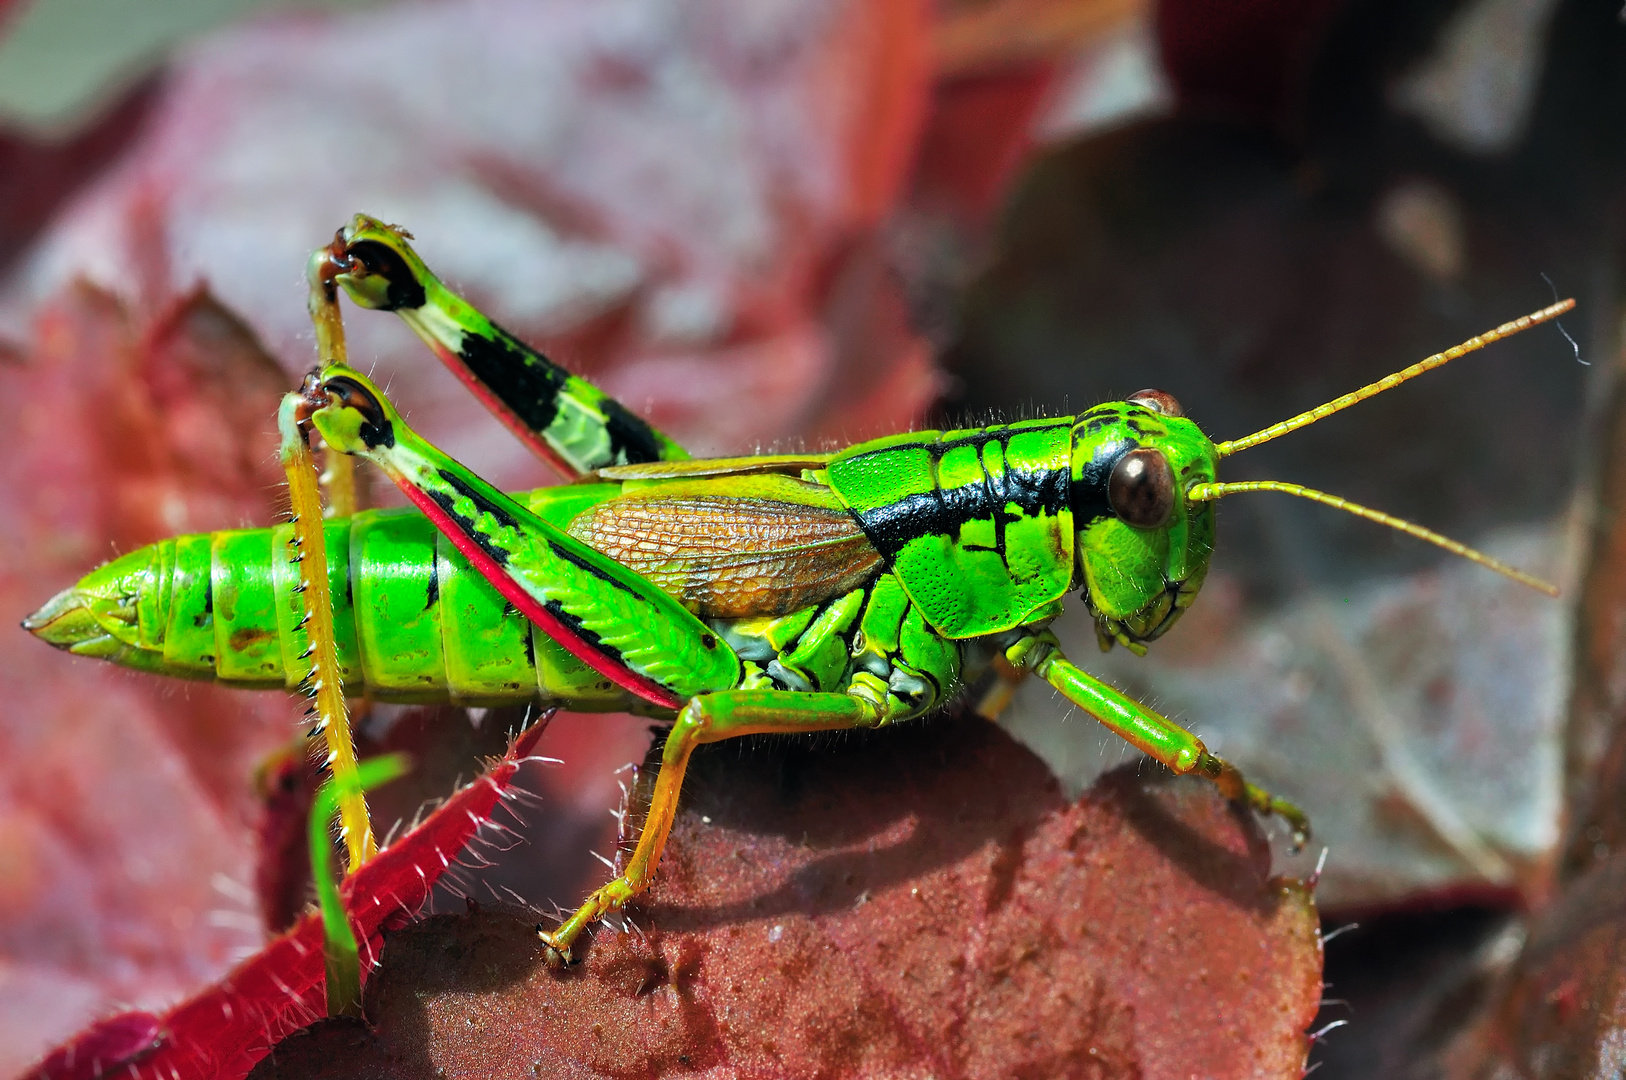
[537,689,880,965]
[307,248,360,520]
[279,394,375,869]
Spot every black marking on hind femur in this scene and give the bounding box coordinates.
[599,396,670,465]
[345,240,427,310]
[541,598,641,682]
[425,555,440,611]
[435,469,520,531]
[852,460,1069,560]
[522,624,538,672]
[425,487,514,568]
[457,329,570,437]
[1071,437,1133,528]
[544,537,647,602]
[323,376,395,448]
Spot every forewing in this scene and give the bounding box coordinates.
[568,475,882,619]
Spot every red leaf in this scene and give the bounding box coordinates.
[244,715,1323,1080]
[21,1012,164,1080]
[0,282,302,1067]
[19,723,551,1080]
[0,1,1120,1069]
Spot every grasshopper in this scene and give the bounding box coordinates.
[25,215,1565,966]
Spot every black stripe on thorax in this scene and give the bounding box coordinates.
[848,426,1071,559]
[854,471,1069,559]
[1070,437,1133,528]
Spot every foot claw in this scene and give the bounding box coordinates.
[1228,772,1311,855]
[1272,802,1311,855]
[535,925,573,969]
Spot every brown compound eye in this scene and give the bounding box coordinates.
[1108,448,1175,529]
[1126,389,1183,417]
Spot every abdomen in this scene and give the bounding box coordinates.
[137,487,641,709]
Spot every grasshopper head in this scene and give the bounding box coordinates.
[22,545,173,673]
[1065,301,1576,657]
[1070,391,1218,654]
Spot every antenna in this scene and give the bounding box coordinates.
[1217,299,1575,457]
[1186,480,1559,596]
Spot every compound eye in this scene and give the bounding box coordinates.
[1126,389,1183,417]
[1109,448,1175,529]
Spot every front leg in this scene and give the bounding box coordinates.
[538,689,883,966]
[1007,633,1311,850]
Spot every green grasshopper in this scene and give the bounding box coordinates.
[25,215,1566,966]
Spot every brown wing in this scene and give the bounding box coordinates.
[566,474,881,619]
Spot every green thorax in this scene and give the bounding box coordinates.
[822,418,1074,639]
[822,405,1219,645]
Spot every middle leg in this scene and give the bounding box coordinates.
[538,689,883,965]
